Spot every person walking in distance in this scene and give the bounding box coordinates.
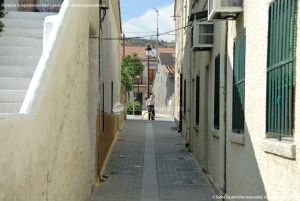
[146,95,155,120]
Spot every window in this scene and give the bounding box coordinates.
[214,55,220,129]
[232,30,246,133]
[149,69,155,84]
[266,0,297,140]
[195,75,200,125]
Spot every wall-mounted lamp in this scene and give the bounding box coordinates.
[100,4,109,22]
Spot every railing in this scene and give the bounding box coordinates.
[232,30,245,133]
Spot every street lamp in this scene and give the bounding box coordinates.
[145,44,152,98]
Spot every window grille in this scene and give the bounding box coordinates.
[195,76,200,125]
[266,0,298,140]
[232,30,246,133]
[214,55,220,129]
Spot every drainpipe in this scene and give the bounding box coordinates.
[223,21,228,198]
[188,29,193,152]
[99,0,102,91]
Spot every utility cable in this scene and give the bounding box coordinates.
[102,24,192,40]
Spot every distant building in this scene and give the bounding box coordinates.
[122,45,175,108]
[152,53,175,116]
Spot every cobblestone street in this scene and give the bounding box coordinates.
[91,116,214,201]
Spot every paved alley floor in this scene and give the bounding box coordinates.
[91,117,214,201]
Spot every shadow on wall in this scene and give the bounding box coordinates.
[225,124,267,198]
[165,76,175,106]
[225,53,267,198]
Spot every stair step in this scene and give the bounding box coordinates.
[0,77,31,90]
[1,28,43,39]
[0,103,22,113]
[0,90,26,103]
[0,36,42,48]
[0,56,40,66]
[0,46,42,56]
[1,18,45,29]
[5,11,56,20]
[0,66,35,78]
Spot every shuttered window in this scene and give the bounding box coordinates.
[214,55,220,129]
[232,30,246,133]
[195,75,200,125]
[266,0,298,140]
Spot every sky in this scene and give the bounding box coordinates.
[120,0,175,42]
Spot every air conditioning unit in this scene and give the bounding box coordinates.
[191,21,214,51]
[208,0,243,21]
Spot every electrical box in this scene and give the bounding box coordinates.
[191,21,214,51]
[208,0,243,21]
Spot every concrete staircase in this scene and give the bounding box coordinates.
[0,11,55,113]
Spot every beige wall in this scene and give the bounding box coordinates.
[175,0,300,200]
[0,1,94,199]
[178,0,227,192]
[0,0,122,200]
[102,0,122,114]
[226,0,300,199]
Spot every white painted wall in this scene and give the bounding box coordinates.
[152,65,174,116]
[0,0,105,200]
[101,0,121,113]
[226,0,300,199]
[176,0,300,199]
[88,38,100,187]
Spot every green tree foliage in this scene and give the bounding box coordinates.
[121,53,144,91]
[126,100,142,115]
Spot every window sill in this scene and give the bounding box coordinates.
[263,138,296,160]
[212,129,220,139]
[229,133,245,145]
[194,125,199,132]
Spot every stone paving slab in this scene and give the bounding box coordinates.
[91,119,214,201]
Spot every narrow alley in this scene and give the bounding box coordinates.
[92,116,213,201]
[1,0,300,200]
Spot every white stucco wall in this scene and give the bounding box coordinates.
[102,0,121,114]
[166,0,300,199]
[226,0,300,200]
[88,38,100,187]
[152,64,175,116]
[0,0,102,200]
[181,0,227,193]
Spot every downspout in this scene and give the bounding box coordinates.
[99,0,103,127]
[188,44,193,152]
[96,0,102,182]
[223,21,228,198]
[99,0,102,92]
